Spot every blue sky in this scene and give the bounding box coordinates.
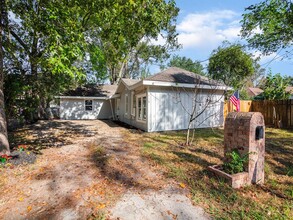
[152,0,293,77]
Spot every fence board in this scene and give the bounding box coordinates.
[224,100,293,128]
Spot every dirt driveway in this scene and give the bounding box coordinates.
[0,120,209,220]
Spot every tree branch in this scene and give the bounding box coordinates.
[8,28,30,53]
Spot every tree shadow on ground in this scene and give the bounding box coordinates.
[188,147,224,161]
[8,120,100,154]
[90,137,164,191]
[266,136,293,176]
[172,151,214,167]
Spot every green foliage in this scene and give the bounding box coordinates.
[163,55,205,76]
[289,76,293,86]
[223,150,249,174]
[260,72,290,100]
[0,154,12,164]
[3,0,89,121]
[239,89,251,100]
[87,0,180,83]
[208,42,255,89]
[3,0,180,122]
[241,0,293,55]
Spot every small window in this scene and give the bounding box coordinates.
[125,94,129,115]
[131,93,136,116]
[142,97,146,119]
[116,98,120,111]
[137,94,146,121]
[85,100,93,111]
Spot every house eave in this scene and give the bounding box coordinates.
[142,80,232,91]
[57,96,110,100]
[109,94,121,99]
[129,80,143,90]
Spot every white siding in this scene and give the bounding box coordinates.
[116,88,147,131]
[148,87,224,132]
[60,98,112,120]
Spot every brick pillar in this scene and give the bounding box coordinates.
[224,112,265,185]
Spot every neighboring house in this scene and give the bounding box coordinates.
[246,87,264,98]
[59,67,230,132]
[285,86,293,99]
[248,86,293,100]
[59,85,118,120]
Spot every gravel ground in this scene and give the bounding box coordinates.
[9,151,37,166]
[0,120,210,220]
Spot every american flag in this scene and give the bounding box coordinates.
[230,91,240,112]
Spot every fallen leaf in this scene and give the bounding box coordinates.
[97,203,106,209]
[27,205,32,212]
[18,197,24,202]
[179,182,186,188]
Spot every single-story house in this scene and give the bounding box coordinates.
[59,85,118,120]
[286,86,293,99]
[59,67,230,132]
[248,86,293,100]
[246,87,264,98]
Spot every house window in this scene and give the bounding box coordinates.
[125,94,129,115]
[131,92,136,116]
[137,94,146,121]
[85,100,93,111]
[116,98,120,111]
[142,97,146,120]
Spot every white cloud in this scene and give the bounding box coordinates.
[252,50,290,65]
[177,10,241,50]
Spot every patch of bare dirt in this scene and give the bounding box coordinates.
[0,120,207,219]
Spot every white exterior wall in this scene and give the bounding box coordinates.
[60,98,113,120]
[116,88,147,131]
[147,87,224,132]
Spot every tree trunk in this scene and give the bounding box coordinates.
[0,0,10,154]
[186,120,192,145]
[185,88,197,145]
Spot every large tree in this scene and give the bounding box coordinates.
[86,0,180,84]
[3,0,89,121]
[163,55,205,76]
[208,42,255,89]
[3,0,179,123]
[0,0,9,154]
[241,0,293,55]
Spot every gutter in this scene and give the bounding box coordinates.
[55,94,121,100]
[142,80,233,91]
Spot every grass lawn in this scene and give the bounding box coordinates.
[139,127,293,219]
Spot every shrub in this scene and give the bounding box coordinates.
[223,149,249,174]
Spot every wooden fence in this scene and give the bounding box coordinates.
[224,100,293,129]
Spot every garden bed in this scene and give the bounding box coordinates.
[208,165,250,189]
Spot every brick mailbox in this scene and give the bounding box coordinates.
[209,112,265,188]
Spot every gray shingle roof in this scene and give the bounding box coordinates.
[62,84,117,97]
[145,67,224,86]
[286,86,293,94]
[247,87,264,97]
[121,78,140,87]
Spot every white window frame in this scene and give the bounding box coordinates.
[85,100,93,111]
[116,98,120,112]
[136,93,147,122]
[131,92,136,116]
[125,94,129,116]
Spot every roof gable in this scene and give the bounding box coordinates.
[247,87,264,96]
[121,78,140,87]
